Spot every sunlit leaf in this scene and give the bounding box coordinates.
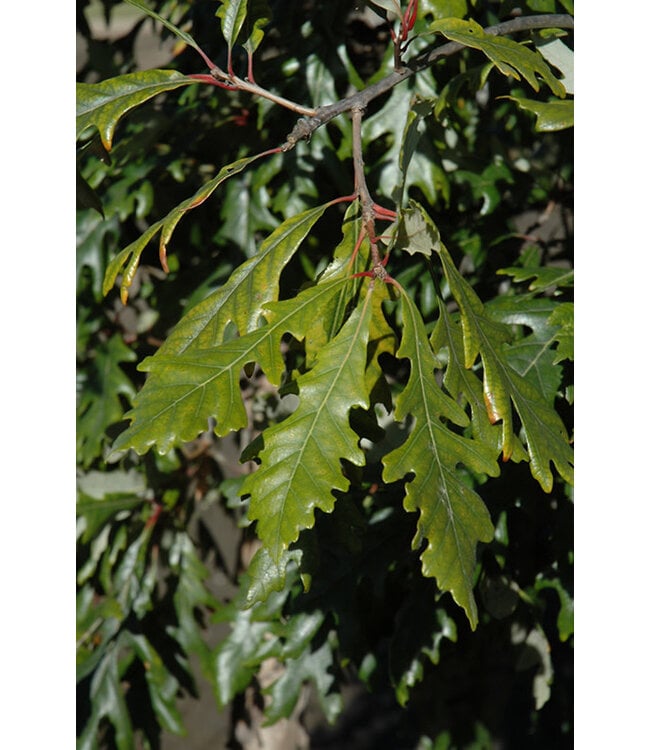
[429,17,566,96]
[244,287,375,560]
[438,243,573,490]
[77,70,194,152]
[216,0,249,51]
[110,275,354,456]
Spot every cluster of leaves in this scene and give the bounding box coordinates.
[77,0,573,747]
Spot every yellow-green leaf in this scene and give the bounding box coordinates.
[244,287,375,560]
[77,70,193,152]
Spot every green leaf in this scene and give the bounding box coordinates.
[367,0,403,20]
[537,37,574,95]
[124,0,207,55]
[216,0,249,51]
[548,302,573,363]
[244,286,375,561]
[431,304,524,460]
[391,595,458,706]
[77,334,136,467]
[78,645,134,750]
[77,70,194,152]
[421,0,468,19]
[263,638,342,725]
[244,547,303,608]
[103,151,272,301]
[453,161,514,216]
[363,81,445,206]
[124,633,185,735]
[382,288,498,628]
[77,493,144,544]
[241,0,272,56]
[396,197,443,257]
[429,17,566,97]
[497,261,574,291]
[535,577,574,641]
[503,95,573,131]
[111,274,353,456]
[486,295,566,404]
[169,533,220,680]
[213,608,281,707]
[438,244,573,490]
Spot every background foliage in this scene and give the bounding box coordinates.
[77,1,573,747]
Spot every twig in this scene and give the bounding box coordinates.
[281,13,574,150]
[209,65,317,117]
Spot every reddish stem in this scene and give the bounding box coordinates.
[187,73,237,90]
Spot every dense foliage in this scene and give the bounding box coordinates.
[77,1,574,747]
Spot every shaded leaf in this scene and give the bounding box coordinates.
[78,645,134,750]
[382,288,498,628]
[391,594,458,706]
[396,197,442,257]
[77,334,136,467]
[503,95,574,131]
[213,608,281,706]
[429,17,566,97]
[124,0,207,55]
[497,261,574,291]
[431,303,524,460]
[487,295,566,404]
[263,638,342,725]
[241,0,272,56]
[169,533,221,680]
[124,633,185,735]
[534,577,574,641]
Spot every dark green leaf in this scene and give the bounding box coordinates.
[382,288,498,628]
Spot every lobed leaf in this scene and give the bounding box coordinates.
[77,334,137,467]
[431,303,523,460]
[77,70,194,152]
[497,261,574,291]
[111,275,354,456]
[244,287,375,561]
[429,17,566,97]
[438,244,573,490]
[263,639,342,725]
[548,302,574,363]
[124,633,184,735]
[153,202,332,356]
[78,645,134,750]
[169,533,221,681]
[382,288,498,628]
